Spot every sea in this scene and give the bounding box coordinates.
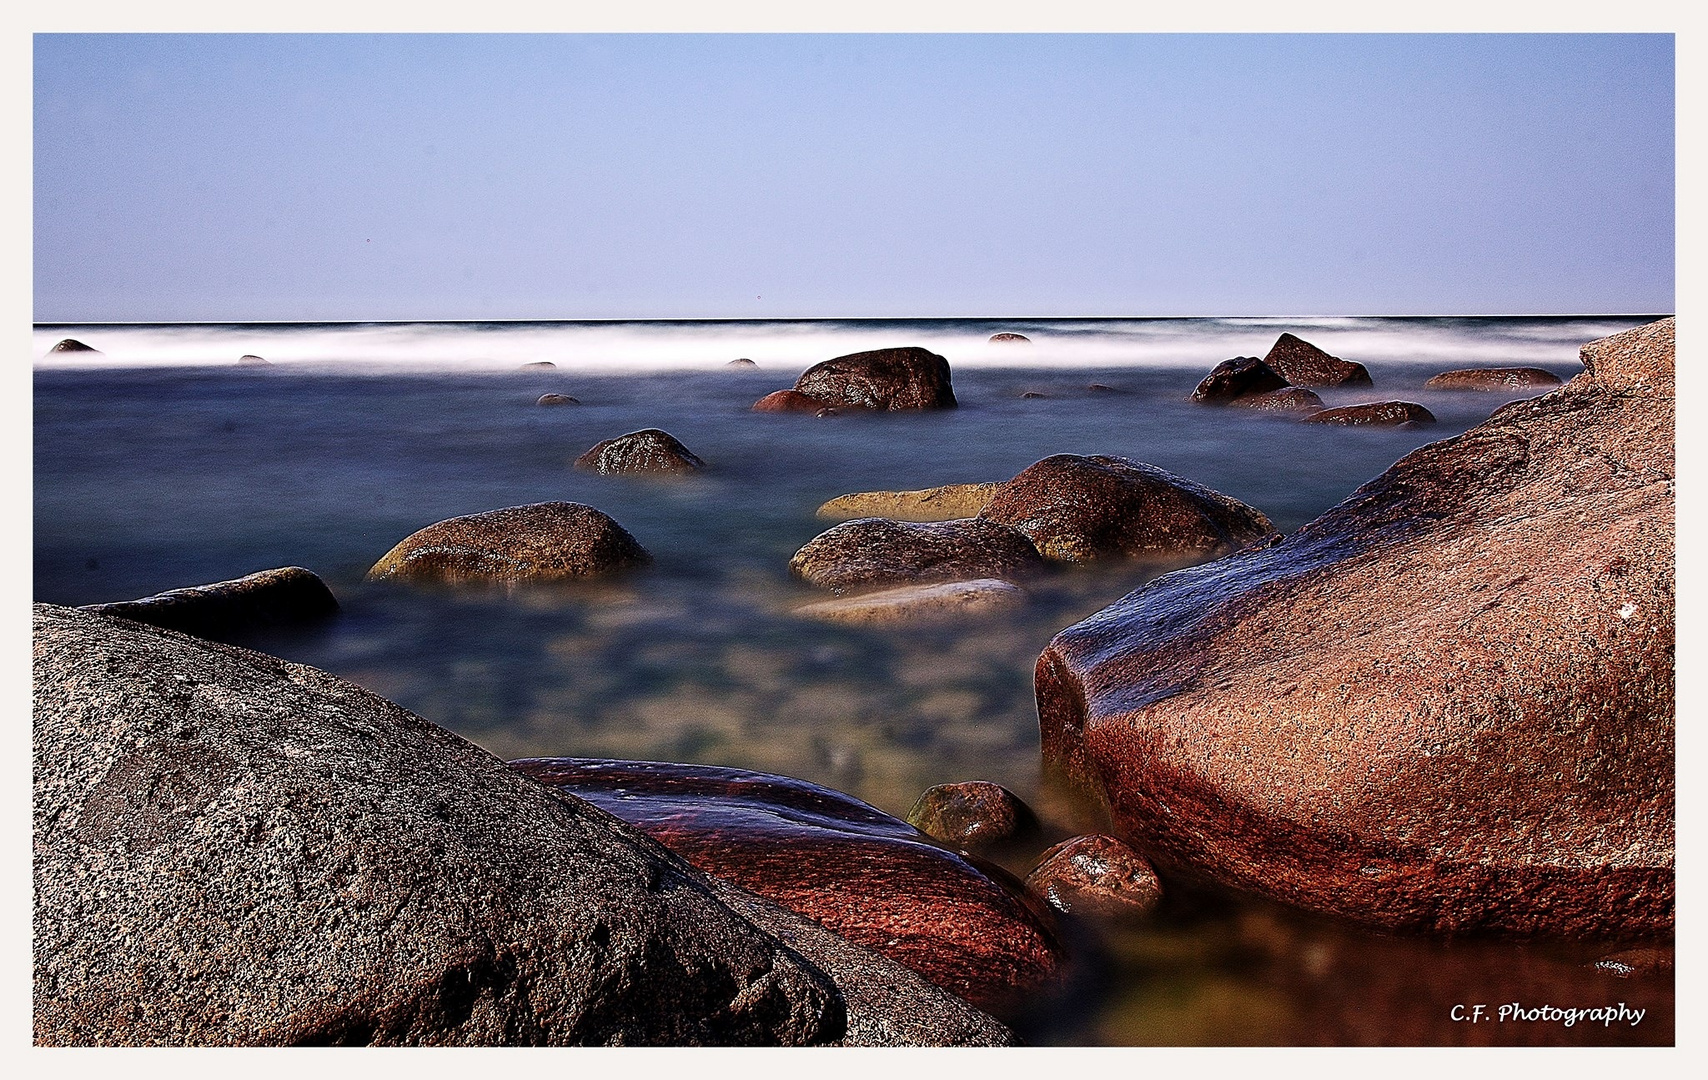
[32,314,1672,1045]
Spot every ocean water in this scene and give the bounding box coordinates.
[32,315,1671,1045]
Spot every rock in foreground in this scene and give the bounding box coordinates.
[816,482,1002,522]
[33,605,844,1046]
[1024,835,1163,921]
[793,346,957,411]
[79,566,338,642]
[367,502,650,584]
[907,781,1038,852]
[790,517,1047,594]
[1261,333,1373,387]
[1035,318,1676,937]
[574,429,705,475]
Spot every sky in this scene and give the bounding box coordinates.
[32,32,1676,322]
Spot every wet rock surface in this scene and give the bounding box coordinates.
[751,389,826,413]
[979,454,1273,564]
[1261,333,1373,387]
[907,781,1038,852]
[51,338,100,353]
[816,482,1003,522]
[790,516,1048,594]
[574,428,705,475]
[367,502,650,585]
[1302,401,1438,427]
[536,393,579,406]
[1189,357,1288,404]
[1025,835,1163,921]
[792,346,957,411]
[1035,318,1675,937]
[1425,367,1564,390]
[237,354,270,366]
[1229,387,1325,414]
[990,333,1031,343]
[793,578,1024,625]
[80,566,338,642]
[33,605,850,1046]
[509,757,1067,1019]
[727,358,758,367]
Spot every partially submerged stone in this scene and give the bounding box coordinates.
[907,781,1039,852]
[1425,367,1564,391]
[989,333,1030,344]
[1302,401,1437,427]
[536,393,579,406]
[79,566,338,642]
[1024,835,1163,921]
[50,338,99,354]
[793,346,957,411]
[790,517,1047,595]
[237,354,270,366]
[1228,387,1325,414]
[816,482,1003,522]
[518,361,556,370]
[574,428,705,475]
[1190,357,1287,404]
[1261,333,1373,387]
[367,502,650,584]
[727,357,758,367]
[752,389,825,413]
[793,579,1024,625]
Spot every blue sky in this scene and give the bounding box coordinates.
[33,33,1675,321]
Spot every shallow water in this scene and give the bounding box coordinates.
[33,315,1672,1045]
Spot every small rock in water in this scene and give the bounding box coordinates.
[78,566,338,642]
[1025,835,1164,921]
[1087,383,1119,393]
[794,579,1024,625]
[1302,401,1437,427]
[752,389,826,413]
[1190,357,1288,404]
[989,333,1030,344]
[367,501,650,584]
[815,407,839,418]
[50,338,99,354]
[907,781,1039,852]
[1261,333,1373,388]
[519,360,556,370]
[1589,946,1673,978]
[1228,387,1325,414]
[237,354,270,366]
[1020,391,1048,399]
[817,482,1002,522]
[536,393,580,406]
[727,357,758,367]
[574,428,705,475]
[790,517,1048,594]
[1425,366,1564,391]
[793,346,957,411]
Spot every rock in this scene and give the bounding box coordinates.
[78,566,338,642]
[1024,835,1163,921]
[1034,318,1675,937]
[978,455,1274,564]
[727,358,758,368]
[790,517,1047,595]
[1302,401,1437,427]
[573,429,705,475]
[1425,367,1564,391]
[1227,387,1325,414]
[518,361,556,370]
[1589,946,1673,978]
[237,355,270,366]
[817,483,1003,522]
[906,782,1038,852]
[51,338,99,353]
[1020,391,1048,399]
[367,502,650,585]
[1261,333,1373,387]
[793,346,957,411]
[1189,357,1288,404]
[815,408,838,419]
[794,579,1024,625]
[32,605,845,1046]
[536,393,580,406]
[752,390,825,414]
[989,333,1030,344]
[1087,383,1119,393]
[509,758,1066,1019]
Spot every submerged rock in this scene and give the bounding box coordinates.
[790,517,1047,594]
[1589,947,1673,979]
[906,781,1038,853]
[1425,367,1565,391]
[574,428,705,475]
[50,338,99,354]
[1034,318,1676,937]
[367,502,650,584]
[1228,387,1325,414]
[1302,401,1437,427]
[1190,357,1288,404]
[752,389,825,413]
[817,483,1003,522]
[1024,835,1163,921]
[509,758,1066,1019]
[32,605,846,1046]
[978,454,1273,564]
[1261,333,1373,388]
[727,358,758,367]
[536,393,579,406]
[237,354,270,366]
[793,579,1024,625]
[79,566,338,642]
[793,346,957,411]
[518,361,556,370]
[989,333,1030,344]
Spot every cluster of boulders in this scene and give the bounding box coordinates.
[1189,333,1437,427]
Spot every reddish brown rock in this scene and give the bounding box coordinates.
[793,346,957,411]
[906,782,1038,852]
[816,483,1002,522]
[1228,387,1325,414]
[51,338,99,354]
[1262,333,1373,387]
[367,502,650,584]
[1425,367,1564,391]
[1302,401,1437,427]
[793,579,1025,625]
[574,428,705,475]
[79,566,338,642]
[790,517,1047,595]
[1189,357,1288,404]
[509,758,1066,1019]
[989,333,1030,344]
[1589,946,1673,978]
[1024,835,1163,921]
[752,389,825,413]
[978,454,1273,564]
[536,393,579,406]
[1034,318,1675,937]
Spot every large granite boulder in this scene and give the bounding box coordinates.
[792,346,957,411]
[978,455,1273,564]
[33,605,846,1046]
[816,482,1002,522]
[510,758,1066,1019]
[574,429,705,475]
[1189,357,1288,404]
[366,502,650,584]
[1261,333,1373,387]
[1425,367,1564,391]
[1034,319,1676,937]
[79,566,338,642]
[790,517,1047,594]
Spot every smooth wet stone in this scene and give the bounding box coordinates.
[978,454,1273,564]
[518,361,556,370]
[794,578,1024,625]
[1087,383,1119,393]
[727,357,758,367]
[1024,835,1163,921]
[237,354,270,366]
[1589,946,1673,978]
[1190,357,1288,404]
[574,428,705,475]
[1302,401,1438,427]
[907,781,1038,852]
[989,333,1030,343]
[79,566,338,642]
[790,517,1047,595]
[752,389,825,413]
[1034,318,1675,937]
[1228,387,1325,414]
[817,482,1003,522]
[1261,333,1373,388]
[508,758,1067,1019]
[51,338,99,354]
[367,501,650,584]
[1020,391,1048,399]
[536,393,580,406]
[793,346,957,411]
[33,605,845,1046]
[1425,367,1565,391]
